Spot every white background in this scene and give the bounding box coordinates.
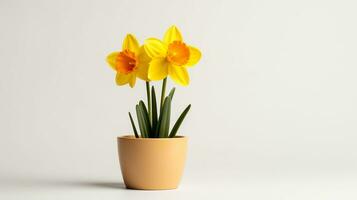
[1,0,357,199]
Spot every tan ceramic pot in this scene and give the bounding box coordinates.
[117,135,188,190]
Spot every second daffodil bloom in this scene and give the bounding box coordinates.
[144,26,201,86]
[106,34,150,88]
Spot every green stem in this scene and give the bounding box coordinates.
[146,81,152,125]
[160,78,167,109]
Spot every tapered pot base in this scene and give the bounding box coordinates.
[117,135,188,190]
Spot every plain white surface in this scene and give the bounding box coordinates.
[1,0,357,199]
[1,174,357,199]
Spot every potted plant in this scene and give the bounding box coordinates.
[106,25,201,190]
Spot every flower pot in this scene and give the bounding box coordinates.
[117,135,188,190]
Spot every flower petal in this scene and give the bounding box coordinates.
[136,46,150,81]
[115,73,131,86]
[186,46,201,67]
[129,74,136,88]
[148,58,169,80]
[136,63,148,81]
[106,52,119,71]
[164,25,183,44]
[169,65,190,86]
[144,38,167,58]
[122,34,140,53]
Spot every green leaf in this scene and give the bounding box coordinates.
[168,88,176,100]
[135,105,145,138]
[136,104,150,138]
[158,96,171,138]
[128,112,139,138]
[139,101,152,137]
[151,86,158,137]
[169,104,191,138]
[145,82,152,126]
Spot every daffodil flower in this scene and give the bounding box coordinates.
[106,34,150,88]
[144,26,201,86]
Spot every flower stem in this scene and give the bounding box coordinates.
[146,81,152,125]
[160,78,167,109]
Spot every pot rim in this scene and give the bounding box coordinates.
[118,135,187,140]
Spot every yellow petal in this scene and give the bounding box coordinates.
[186,46,201,67]
[136,46,150,81]
[136,63,148,81]
[144,38,167,58]
[115,73,131,86]
[122,34,140,53]
[129,74,136,88]
[148,58,169,80]
[106,52,119,71]
[164,25,183,44]
[168,65,190,86]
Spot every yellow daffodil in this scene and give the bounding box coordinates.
[106,34,150,88]
[144,26,201,86]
